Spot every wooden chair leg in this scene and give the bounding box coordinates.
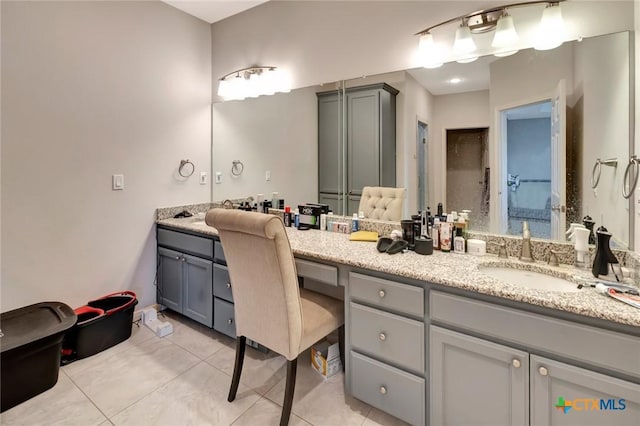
[228,336,246,402]
[338,324,345,371]
[280,358,298,426]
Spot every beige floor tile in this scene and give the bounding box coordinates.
[0,372,106,426]
[363,407,411,426]
[110,361,260,426]
[166,320,230,360]
[206,344,287,395]
[264,351,371,426]
[66,338,200,417]
[231,397,310,426]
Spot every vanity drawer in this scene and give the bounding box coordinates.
[214,240,226,264]
[430,291,640,377]
[350,350,425,426]
[295,259,338,287]
[350,272,424,317]
[350,302,424,374]
[213,264,233,302]
[158,228,213,258]
[213,298,236,339]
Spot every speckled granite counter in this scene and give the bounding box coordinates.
[157,216,640,328]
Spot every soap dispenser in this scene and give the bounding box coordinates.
[591,226,621,281]
[573,227,590,269]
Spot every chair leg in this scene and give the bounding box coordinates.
[338,324,345,371]
[280,358,298,426]
[228,336,246,402]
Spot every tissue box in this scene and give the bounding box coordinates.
[311,340,342,379]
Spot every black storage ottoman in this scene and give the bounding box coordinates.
[62,291,137,362]
[1,302,77,412]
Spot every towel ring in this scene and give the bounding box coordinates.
[622,155,640,199]
[178,159,195,178]
[231,160,244,176]
[591,158,618,189]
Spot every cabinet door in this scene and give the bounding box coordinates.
[182,253,213,327]
[157,247,183,313]
[348,194,361,217]
[318,92,341,194]
[430,326,529,426]
[347,89,380,196]
[531,355,640,426]
[319,192,342,216]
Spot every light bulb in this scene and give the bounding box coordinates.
[534,3,565,51]
[492,13,519,57]
[418,33,443,69]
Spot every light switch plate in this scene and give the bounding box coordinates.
[200,172,208,185]
[265,170,271,181]
[215,172,222,184]
[112,174,124,190]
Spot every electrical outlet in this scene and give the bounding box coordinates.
[265,170,271,181]
[199,172,208,185]
[215,172,222,184]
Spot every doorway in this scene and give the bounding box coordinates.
[446,128,489,230]
[502,101,553,239]
[417,121,428,212]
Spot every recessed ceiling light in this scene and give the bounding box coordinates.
[449,77,462,84]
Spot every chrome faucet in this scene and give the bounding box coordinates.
[519,221,534,262]
[488,238,508,259]
[222,199,234,209]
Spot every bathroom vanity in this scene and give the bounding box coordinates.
[156,216,640,426]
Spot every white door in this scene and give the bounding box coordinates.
[550,79,567,239]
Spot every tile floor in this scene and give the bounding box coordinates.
[1,312,409,426]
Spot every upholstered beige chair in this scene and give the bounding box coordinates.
[205,209,345,426]
[358,186,406,221]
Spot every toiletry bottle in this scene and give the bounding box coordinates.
[440,221,452,252]
[257,194,264,213]
[412,214,422,247]
[352,213,359,232]
[420,210,428,237]
[283,206,291,227]
[433,217,440,250]
[294,209,300,229]
[454,228,466,253]
[437,202,443,218]
[320,213,327,231]
[272,192,279,209]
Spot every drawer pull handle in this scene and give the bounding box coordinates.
[538,366,548,376]
[512,359,521,368]
[379,386,387,395]
[378,290,386,298]
[175,256,181,260]
[226,283,231,288]
[227,319,233,325]
[379,333,386,341]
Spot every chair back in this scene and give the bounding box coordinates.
[206,209,302,359]
[358,186,406,221]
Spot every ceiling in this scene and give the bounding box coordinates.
[162,0,269,24]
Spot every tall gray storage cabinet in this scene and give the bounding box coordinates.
[317,83,398,215]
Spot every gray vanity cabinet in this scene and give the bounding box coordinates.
[531,356,640,426]
[347,272,425,425]
[430,325,529,426]
[317,83,398,215]
[156,227,213,327]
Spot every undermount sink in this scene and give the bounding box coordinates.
[479,265,582,293]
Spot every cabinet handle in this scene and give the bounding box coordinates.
[378,290,386,298]
[512,359,521,368]
[379,332,386,341]
[226,283,231,289]
[175,256,181,260]
[227,318,233,325]
[379,386,387,395]
[538,366,549,376]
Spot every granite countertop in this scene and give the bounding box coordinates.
[157,216,640,328]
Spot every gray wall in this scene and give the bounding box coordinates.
[1,1,212,311]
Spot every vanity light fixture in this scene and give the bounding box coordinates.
[217,66,291,101]
[415,0,566,67]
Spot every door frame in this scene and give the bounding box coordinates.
[416,116,429,214]
[492,93,554,235]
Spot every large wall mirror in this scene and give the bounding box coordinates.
[212,30,633,248]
